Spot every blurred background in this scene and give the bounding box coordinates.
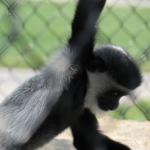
[0,0,150,150]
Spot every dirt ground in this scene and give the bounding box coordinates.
[34,117,150,150]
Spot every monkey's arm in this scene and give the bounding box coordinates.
[71,108,131,150]
[68,0,106,67]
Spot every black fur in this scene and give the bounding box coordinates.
[69,0,106,67]
[92,46,142,89]
[71,45,142,150]
[90,45,142,111]
[71,108,131,150]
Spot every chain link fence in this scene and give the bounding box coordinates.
[0,0,150,121]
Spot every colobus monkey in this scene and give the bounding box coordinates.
[24,45,141,150]
[71,45,142,150]
[0,0,107,149]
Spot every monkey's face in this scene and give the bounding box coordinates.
[96,88,128,111]
[85,72,130,112]
[86,45,141,112]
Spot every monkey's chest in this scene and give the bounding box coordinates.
[49,71,88,130]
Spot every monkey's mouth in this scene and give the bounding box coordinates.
[97,99,119,111]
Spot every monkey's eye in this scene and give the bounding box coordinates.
[108,89,126,97]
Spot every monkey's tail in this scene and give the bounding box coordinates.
[68,0,106,66]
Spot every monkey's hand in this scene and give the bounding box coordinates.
[103,135,131,150]
[71,108,131,150]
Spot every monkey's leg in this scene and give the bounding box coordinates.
[71,108,131,150]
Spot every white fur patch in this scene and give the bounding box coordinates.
[84,72,130,115]
[84,72,111,114]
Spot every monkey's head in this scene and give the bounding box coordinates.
[85,45,142,111]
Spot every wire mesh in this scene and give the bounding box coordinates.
[0,0,150,121]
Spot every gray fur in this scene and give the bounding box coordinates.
[0,48,76,149]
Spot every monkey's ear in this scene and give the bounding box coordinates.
[87,55,107,72]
